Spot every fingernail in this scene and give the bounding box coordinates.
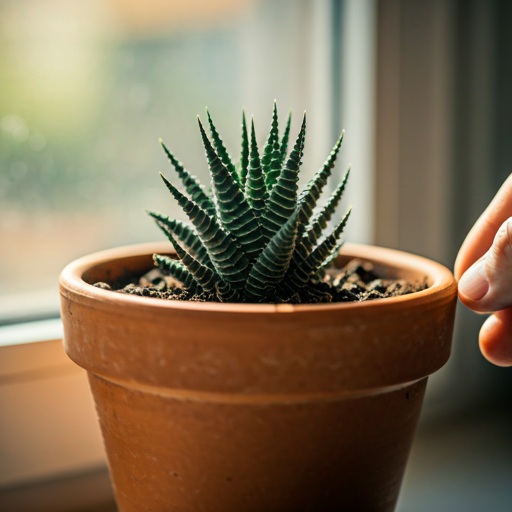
[458,259,489,301]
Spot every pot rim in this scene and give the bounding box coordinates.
[60,241,456,314]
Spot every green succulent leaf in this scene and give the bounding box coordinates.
[303,167,350,250]
[160,172,249,289]
[296,131,345,231]
[198,117,266,262]
[261,100,279,176]
[239,110,249,188]
[147,211,212,269]
[245,117,268,221]
[278,111,292,167]
[205,108,238,181]
[282,207,352,293]
[261,112,306,240]
[244,209,300,302]
[215,280,241,302]
[292,166,350,268]
[314,241,344,280]
[158,231,222,293]
[160,140,216,218]
[265,136,283,190]
[153,254,201,293]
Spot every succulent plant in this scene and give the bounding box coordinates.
[147,101,352,303]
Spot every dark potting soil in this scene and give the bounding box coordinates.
[93,259,428,304]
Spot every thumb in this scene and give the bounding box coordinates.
[458,217,512,313]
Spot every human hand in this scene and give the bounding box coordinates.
[455,174,512,366]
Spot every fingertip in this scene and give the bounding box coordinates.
[453,255,464,281]
[479,310,512,367]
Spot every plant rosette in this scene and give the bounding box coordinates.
[60,241,456,512]
[60,104,457,512]
[147,103,354,304]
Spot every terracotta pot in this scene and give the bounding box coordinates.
[60,242,457,512]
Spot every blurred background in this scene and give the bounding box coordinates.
[0,0,511,511]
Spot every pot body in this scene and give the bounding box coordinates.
[60,242,457,512]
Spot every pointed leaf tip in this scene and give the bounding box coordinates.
[203,108,238,179]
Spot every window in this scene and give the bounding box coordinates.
[0,0,376,322]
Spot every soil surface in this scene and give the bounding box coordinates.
[93,259,428,304]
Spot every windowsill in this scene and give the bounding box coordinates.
[0,318,63,348]
[0,319,107,493]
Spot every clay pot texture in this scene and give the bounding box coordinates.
[60,241,457,512]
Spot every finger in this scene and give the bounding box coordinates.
[458,217,512,312]
[479,309,512,367]
[454,173,512,280]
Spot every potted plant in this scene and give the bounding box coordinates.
[60,102,457,512]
